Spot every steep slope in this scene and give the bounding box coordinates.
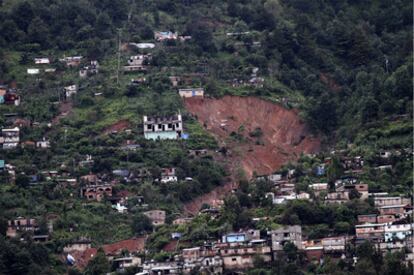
[184,96,321,177]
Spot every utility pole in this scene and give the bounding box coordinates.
[117,28,122,85]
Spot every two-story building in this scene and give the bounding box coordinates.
[143,115,183,140]
[2,127,20,149]
[269,225,303,258]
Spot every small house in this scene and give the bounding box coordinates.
[64,85,77,98]
[34,58,50,64]
[143,210,166,226]
[36,138,51,149]
[81,184,113,201]
[27,68,40,75]
[154,31,178,41]
[178,88,204,98]
[60,56,83,67]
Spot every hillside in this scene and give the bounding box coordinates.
[0,0,412,274]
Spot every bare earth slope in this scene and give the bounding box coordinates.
[183,95,321,213]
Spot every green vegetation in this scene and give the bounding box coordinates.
[0,0,411,274]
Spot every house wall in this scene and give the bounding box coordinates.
[144,131,179,140]
[179,89,204,98]
[222,254,271,270]
[379,207,404,215]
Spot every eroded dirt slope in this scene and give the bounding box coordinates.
[183,96,321,214]
[185,96,320,177]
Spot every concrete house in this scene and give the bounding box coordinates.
[374,196,412,207]
[36,138,51,148]
[7,217,38,238]
[143,114,183,140]
[178,88,204,98]
[60,56,83,67]
[79,60,99,78]
[144,210,166,226]
[355,223,385,242]
[269,225,303,257]
[154,31,178,41]
[160,167,178,183]
[64,85,77,98]
[34,58,50,64]
[2,127,20,149]
[379,205,406,216]
[216,240,271,270]
[124,54,150,72]
[384,224,413,242]
[81,184,113,201]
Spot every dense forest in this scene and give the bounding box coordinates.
[0,0,412,274]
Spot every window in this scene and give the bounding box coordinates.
[232,258,237,262]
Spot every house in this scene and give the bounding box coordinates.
[7,217,38,238]
[384,224,413,242]
[112,256,142,270]
[1,90,21,106]
[377,214,398,224]
[182,246,223,274]
[131,77,146,85]
[309,183,328,197]
[169,76,180,87]
[2,127,20,149]
[358,214,378,224]
[188,149,210,158]
[124,54,150,72]
[216,240,271,270]
[265,192,296,204]
[27,68,40,75]
[379,205,406,216]
[34,58,50,64]
[154,31,178,41]
[173,217,193,225]
[143,260,182,274]
[321,236,347,254]
[160,167,177,183]
[112,203,128,213]
[355,223,385,242]
[303,240,324,262]
[143,114,183,140]
[79,60,99,78]
[326,191,349,204]
[336,183,369,200]
[374,196,412,207]
[178,88,204,98]
[222,230,260,243]
[81,184,112,201]
[144,210,166,226]
[269,225,303,257]
[63,237,92,253]
[60,56,83,67]
[36,138,51,148]
[64,85,77,98]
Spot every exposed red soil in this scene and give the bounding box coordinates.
[52,101,73,125]
[69,237,146,269]
[103,119,130,134]
[183,96,321,213]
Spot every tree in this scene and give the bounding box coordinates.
[27,17,49,49]
[15,174,30,188]
[283,242,298,262]
[131,214,153,234]
[84,248,110,275]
